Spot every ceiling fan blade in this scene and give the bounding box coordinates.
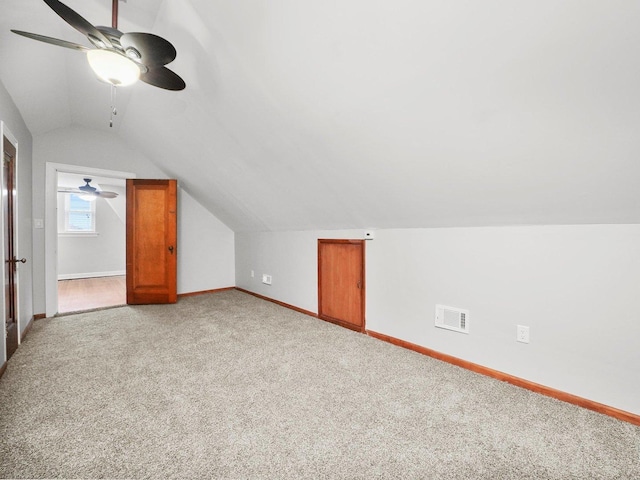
[11,30,90,52]
[43,0,112,48]
[140,67,186,91]
[96,191,118,199]
[120,32,177,67]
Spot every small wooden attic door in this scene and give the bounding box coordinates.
[318,239,365,332]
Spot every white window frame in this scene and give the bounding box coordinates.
[60,193,97,235]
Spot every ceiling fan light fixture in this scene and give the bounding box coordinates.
[78,193,97,202]
[87,49,140,86]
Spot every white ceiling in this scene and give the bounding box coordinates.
[1,0,639,232]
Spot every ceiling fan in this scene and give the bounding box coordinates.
[11,0,185,91]
[58,178,119,200]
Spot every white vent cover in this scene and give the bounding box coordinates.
[435,305,469,334]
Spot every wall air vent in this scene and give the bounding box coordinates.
[435,305,469,334]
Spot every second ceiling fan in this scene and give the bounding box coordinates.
[58,178,119,199]
[12,0,185,91]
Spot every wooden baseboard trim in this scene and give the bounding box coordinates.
[178,287,235,298]
[235,288,318,319]
[34,313,46,321]
[366,329,640,427]
[21,317,35,342]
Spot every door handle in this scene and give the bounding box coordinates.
[168,246,174,255]
[6,257,26,264]
[357,280,362,289]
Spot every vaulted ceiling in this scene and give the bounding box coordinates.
[1,0,639,232]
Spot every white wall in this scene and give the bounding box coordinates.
[0,79,34,365]
[33,126,235,314]
[177,188,235,294]
[235,225,640,416]
[57,193,125,279]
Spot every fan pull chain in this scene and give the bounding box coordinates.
[110,84,118,128]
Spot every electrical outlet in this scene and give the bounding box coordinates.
[516,325,530,344]
[251,270,254,278]
[262,274,272,285]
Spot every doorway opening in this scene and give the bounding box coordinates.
[56,172,127,314]
[45,163,135,317]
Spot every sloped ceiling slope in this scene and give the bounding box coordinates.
[2,0,640,232]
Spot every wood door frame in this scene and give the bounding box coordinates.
[1,123,20,362]
[317,239,366,333]
[44,163,135,317]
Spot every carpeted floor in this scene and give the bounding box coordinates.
[0,290,638,479]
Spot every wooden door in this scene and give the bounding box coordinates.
[318,239,365,332]
[3,136,19,360]
[126,179,177,304]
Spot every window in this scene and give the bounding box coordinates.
[63,194,96,233]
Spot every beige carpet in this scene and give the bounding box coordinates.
[0,290,638,479]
